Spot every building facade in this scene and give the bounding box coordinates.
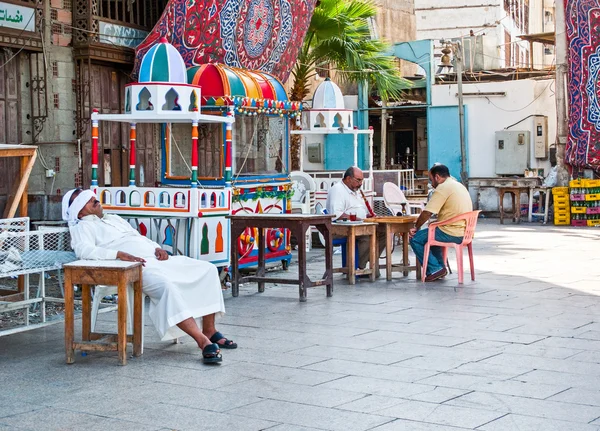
[415,0,554,70]
[0,0,166,220]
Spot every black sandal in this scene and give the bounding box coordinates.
[209,331,238,349]
[202,343,222,364]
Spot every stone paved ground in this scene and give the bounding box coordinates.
[1,220,600,430]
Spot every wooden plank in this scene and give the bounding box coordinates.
[0,148,36,158]
[0,292,24,302]
[4,152,36,218]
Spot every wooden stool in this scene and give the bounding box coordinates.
[528,186,552,224]
[63,260,143,365]
[497,187,529,224]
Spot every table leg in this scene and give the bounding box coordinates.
[64,271,75,364]
[416,259,422,281]
[231,223,241,297]
[499,191,505,224]
[132,273,143,357]
[257,227,265,293]
[386,225,392,281]
[402,232,409,276]
[117,277,128,366]
[369,227,377,282]
[315,223,333,297]
[544,190,550,224]
[528,189,534,223]
[511,193,517,223]
[347,230,356,285]
[81,284,91,342]
[296,225,308,302]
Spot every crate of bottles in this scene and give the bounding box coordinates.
[570,179,585,188]
[582,179,600,188]
[588,218,600,227]
[553,186,569,196]
[554,215,570,225]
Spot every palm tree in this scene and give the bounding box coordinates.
[289,0,411,169]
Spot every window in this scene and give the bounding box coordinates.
[234,116,286,176]
[165,123,223,179]
[53,94,60,108]
[52,61,58,77]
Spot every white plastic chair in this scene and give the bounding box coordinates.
[383,182,424,216]
[291,171,317,251]
[290,171,317,215]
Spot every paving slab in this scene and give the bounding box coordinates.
[2,220,600,430]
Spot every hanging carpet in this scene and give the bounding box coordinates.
[133,0,317,83]
[566,0,600,172]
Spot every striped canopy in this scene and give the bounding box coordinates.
[187,64,288,103]
[138,37,187,84]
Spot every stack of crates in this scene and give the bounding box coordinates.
[569,179,600,227]
[553,186,570,225]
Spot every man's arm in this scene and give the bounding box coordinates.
[70,223,119,260]
[415,210,433,230]
[70,223,146,263]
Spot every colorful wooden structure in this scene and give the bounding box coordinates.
[91,38,302,270]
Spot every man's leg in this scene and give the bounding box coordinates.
[176,317,212,349]
[432,229,463,269]
[357,236,370,269]
[202,313,237,348]
[410,228,444,276]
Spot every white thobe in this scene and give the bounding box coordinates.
[325,181,368,220]
[69,214,225,341]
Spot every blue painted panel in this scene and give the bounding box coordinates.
[324,134,355,170]
[426,106,468,179]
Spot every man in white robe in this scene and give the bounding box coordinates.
[62,188,236,364]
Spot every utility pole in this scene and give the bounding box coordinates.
[554,0,570,185]
[380,101,387,170]
[455,42,468,186]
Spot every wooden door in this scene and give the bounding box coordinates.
[0,50,22,209]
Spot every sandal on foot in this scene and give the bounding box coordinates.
[209,331,238,349]
[202,343,222,364]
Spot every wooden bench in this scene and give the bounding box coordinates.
[63,260,143,365]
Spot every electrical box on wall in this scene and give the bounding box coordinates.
[533,115,548,159]
[307,143,322,163]
[495,130,530,175]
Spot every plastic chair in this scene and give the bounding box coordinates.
[422,210,481,284]
[383,182,424,216]
[290,171,317,215]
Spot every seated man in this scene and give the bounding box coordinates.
[326,167,386,275]
[409,164,473,282]
[62,188,237,364]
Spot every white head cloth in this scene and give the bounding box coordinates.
[62,189,96,226]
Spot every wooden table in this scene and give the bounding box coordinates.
[229,214,334,302]
[63,260,143,365]
[330,221,378,284]
[373,216,420,281]
[497,186,530,224]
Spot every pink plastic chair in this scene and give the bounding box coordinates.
[422,210,481,284]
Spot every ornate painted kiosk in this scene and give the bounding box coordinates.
[91,38,301,271]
